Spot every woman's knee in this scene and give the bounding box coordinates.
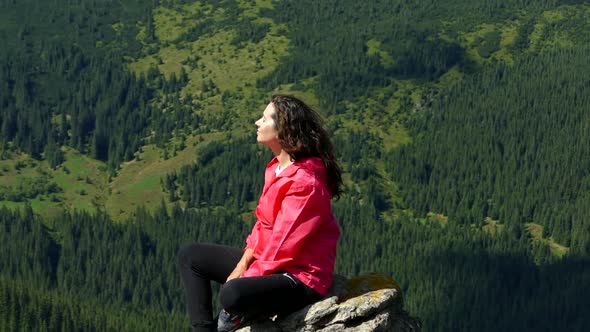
[219,279,245,311]
[177,242,207,269]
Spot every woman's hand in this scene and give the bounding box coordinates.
[226,248,254,282]
[226,263,247,282]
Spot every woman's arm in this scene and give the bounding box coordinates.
[226,248,255,282]
[242,184,329,277]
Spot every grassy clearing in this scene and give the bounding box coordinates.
[272,83,321,111]
[496,23,518,63]
[53,148,109,211]
[106,133,223,221]
[275,78,411,155]
[237,0,274,17]
[426,212,449,225]
[115,0,294,221]
[326,77,416,216]
[526,222,569,258]
[153,3,207,43]
[129,0,290,123]
[529,21,549,52]
[528,5,590,52]
[482,217,504,235]
[116,0,295,222]
[0,154,30,186]
[0,199,63,220]
[127,55,159,75]
[0,148,107,218]
[52,9,515,224]
[460,23,497,63]
[157,46,192,78]
[0,135,231,222]
[366,39,396,68]
[435,65,464,91]
[0,198,64,222]
[443,4,589,66]
[185,18,289,96]
[27,198,65,220]
[381,123,411,151]
[383,210,449,227]
[130,0,289,93]
[458,22,518,64]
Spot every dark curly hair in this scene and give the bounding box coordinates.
[270,94,343,198]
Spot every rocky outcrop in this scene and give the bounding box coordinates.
[236,273,421,332]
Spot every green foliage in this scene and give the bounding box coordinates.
[44,140,65,169]
[0,276,187,331]
[230,20,271,47]
[0,0,199,176]
[176,18,216,43]
[389,47,590,256]
[257,0,537,111]
[511,18,536,52]
[0,203,252,330]
[334,196,590,331]
[1,200,589,331]
[1,1,590,331]
[476,30,502,58]
[0,175,61,202]
[162,136,272,210]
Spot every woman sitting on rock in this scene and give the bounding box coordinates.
[178,94,343,332]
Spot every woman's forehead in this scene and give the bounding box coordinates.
[263,102,276,116]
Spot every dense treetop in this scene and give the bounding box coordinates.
[1,0,589,330]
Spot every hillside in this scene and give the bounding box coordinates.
[1,0,590,331]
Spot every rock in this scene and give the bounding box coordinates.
[326,288,397,324]
[236,273,421,332]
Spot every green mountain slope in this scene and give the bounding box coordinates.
[390,47,590,256]
[1,0,590,331]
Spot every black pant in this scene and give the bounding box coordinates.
[178,243,321,332]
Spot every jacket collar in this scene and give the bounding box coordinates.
[266,157,324,178]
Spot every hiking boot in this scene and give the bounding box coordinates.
[216,309,245,332]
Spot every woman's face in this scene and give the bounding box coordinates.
[255,102,280,147]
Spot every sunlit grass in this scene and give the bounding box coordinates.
[482,217,504,235]
[526,223,569,259]
[106,133,223,221]
[0,148,107,217]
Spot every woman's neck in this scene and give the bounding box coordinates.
[276,150,293,169]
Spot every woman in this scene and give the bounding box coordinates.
[178,94,342,332]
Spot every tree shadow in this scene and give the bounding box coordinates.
[418,250,590,331]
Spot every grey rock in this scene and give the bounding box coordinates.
[236,274,421,332]
[326,289,397,324]
[278,296,339,331]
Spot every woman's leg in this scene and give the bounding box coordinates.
[219,273,322,319]
[178,243,242,332]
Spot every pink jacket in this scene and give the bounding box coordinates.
[242,157,340,295]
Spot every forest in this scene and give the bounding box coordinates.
[1,0,589,331]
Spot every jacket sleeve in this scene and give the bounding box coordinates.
[245,220,261,251]
[244,183,328,276]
